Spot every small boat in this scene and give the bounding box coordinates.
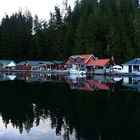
[110,65,126,73]
[69,68,86,75]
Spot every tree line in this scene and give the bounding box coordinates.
[0,0,139,63]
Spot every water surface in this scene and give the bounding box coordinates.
[0,72,140,140]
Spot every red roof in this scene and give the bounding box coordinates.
[66,54,94,65]
[86,59,110,66]
[82,82,96,91]
[87,80,110,90]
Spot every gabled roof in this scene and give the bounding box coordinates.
[86,59,110,66]
[87,80,110,90]
[66,54,95,65]
[81,80,110,91]
[82,82,96,91]
[123,58,140,65]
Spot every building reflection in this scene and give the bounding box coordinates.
[2,72,140,93]
[122,76,140,92]
[65,75,112,91]
[0,72,115,92]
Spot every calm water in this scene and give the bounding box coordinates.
[0,72,140,140]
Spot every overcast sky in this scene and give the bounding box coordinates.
[0,0,76,21]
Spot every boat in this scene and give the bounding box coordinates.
[69,69,86,75]
[110,65,126,73]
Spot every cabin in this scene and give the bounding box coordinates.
[122,58,140,73]
[66,54,114,74]
[0,60,16,70]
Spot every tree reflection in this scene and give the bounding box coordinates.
[0,80,140,140]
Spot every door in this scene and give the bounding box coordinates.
[129,65,132,73]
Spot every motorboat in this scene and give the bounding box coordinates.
[110,65,126,73]
[69,69,86,75]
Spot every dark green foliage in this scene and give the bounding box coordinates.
[0,0,139,63]
[0,11,33,61]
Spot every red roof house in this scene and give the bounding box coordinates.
[66,54,114,74]
[66,54,96,65]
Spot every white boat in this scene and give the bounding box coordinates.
[69,64,86,75]
[69,69,86,75]
[110,65,126,73]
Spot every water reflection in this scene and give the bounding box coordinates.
[1,72,140,93]
[0,72,115,91]
[0,73,140,139]
[65,75,111,91]
[122,76,140,92]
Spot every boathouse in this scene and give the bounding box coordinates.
[66,54,114,74]
[66,54,97,72]
[16,61,65,71]
[16,61,55,70]
[122,58,140,73]
[0,60,16,70]
[87,59,114,74]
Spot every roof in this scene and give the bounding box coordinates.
[66,54,94,65]
[82,82,95,91]
[52,61,65,64]
[81,80,110,91]
[86,59,110,66]
[87,80,110,90]
[123,58,140,65]
[17,61,54,66]
[0,60,16,65]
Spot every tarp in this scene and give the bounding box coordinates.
[5,61,16,67]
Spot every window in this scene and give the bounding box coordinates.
[133,65,139,70]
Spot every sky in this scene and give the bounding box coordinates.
[0,0,76,21]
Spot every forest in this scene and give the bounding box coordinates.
[0,0,139,63]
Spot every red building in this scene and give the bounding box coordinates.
[66,54,114,74]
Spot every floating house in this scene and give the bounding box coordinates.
[66,54,97,73]
[66,54,114,74]
[16,61,54,71]
[0,60,16,70]
[122,58,140,73]
[16,61,65,71]
[86,58,114,74]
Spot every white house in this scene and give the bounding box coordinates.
[122,58,140,73]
